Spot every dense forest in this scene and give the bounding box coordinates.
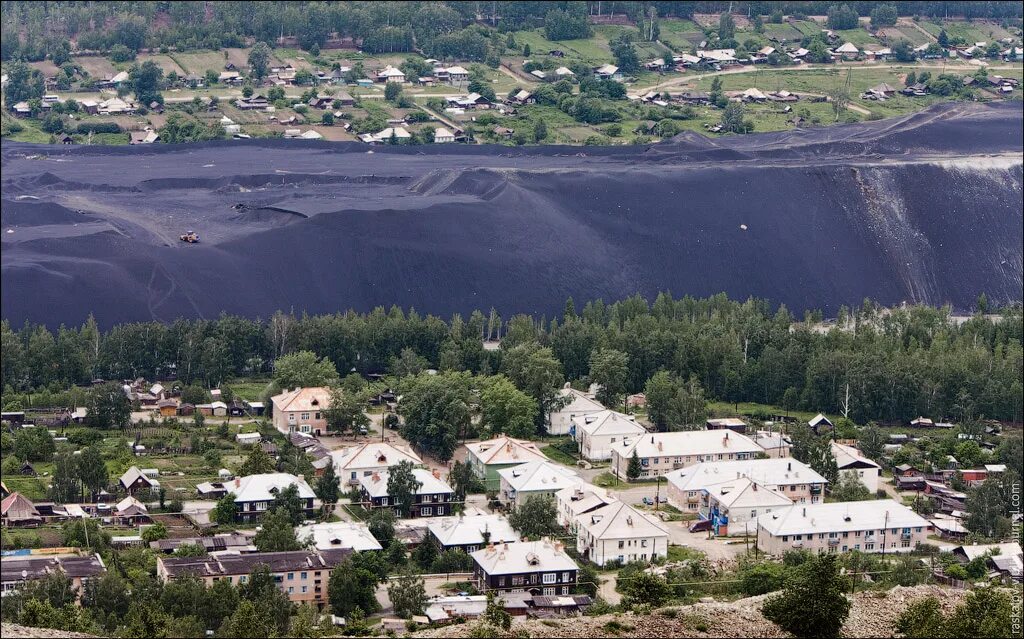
[2,294,1021,424]
[2,1,1022,62]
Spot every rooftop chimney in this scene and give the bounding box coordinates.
[432,469,441,479]
[234,477,241,488]
[787,462,792,471]
[802,507,806,517]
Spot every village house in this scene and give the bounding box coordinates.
[555,484,616,532]
[757,499,932,555]
[270,386,331,436]
[377,65,406,84]
[573,409,646,461]
[943,542,1022,583]
[509,89,535,105]
[295,521,383,552]
[752,431,792,458]
[808,413,834,434]
[831,442,881,492]
[498,460,581,507]
[1,492,43,527]
[113,495,150,525]
[119,466,160,495]
[1,553,106,597]
[594,63,620,80]
[359,468,455,518]
[225,473,316,523]
[610,430,766,480]
[433,127,456,143]
[427,514,520,553]
[360,126,412,143]
[665,457,827,514]
[331,442,423,484]
[547,384,606,436]
[235,94,270,111]
[464,436,548,490]
[706,417,748,433]
[157,549,350,604]
[471,539,578,596]
[446,92,491,109]
[834,42,861,59]
[576,501,668,566]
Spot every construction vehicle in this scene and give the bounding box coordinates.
[179,231,200,243]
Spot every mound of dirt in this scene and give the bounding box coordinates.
[2,102,1021,328]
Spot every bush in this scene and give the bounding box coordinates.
[76,122,122,134]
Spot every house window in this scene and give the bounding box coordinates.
[288,586,294,594]
[562,586,570,595]
[288,413,296,423]
[865,543,874,550]
[497,577,505,586]
[302,586,307,593]
[562,572,570,582]
[381,497,389,506]
[543,573,557,584]
[618,540,625,549]
[901,541,910,548]
[641,539,648,548]
[511,576,524,586]
[750,510,757,518]
[543,587,555,596]
[301,572,307,580]
[315,412,321,420]
[301,412,310,420]
[782,536,789,542]
[288,573,294,580]
[421,506,432,516]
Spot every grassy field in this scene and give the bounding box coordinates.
[541,444,577,466]
[832,27,883,47]
[791,20,825,37]
[514,28,613,64]
[170,50,235,75]
[137,53,186,75]
[919,20,1005,44]
[762,23,805,43]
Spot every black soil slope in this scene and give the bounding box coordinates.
[2,102,1022,328]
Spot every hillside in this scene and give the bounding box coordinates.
[414,585,968,638]
[2,101,1022,328]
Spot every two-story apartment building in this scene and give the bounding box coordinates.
[156,549,350,605]
[228,473,316,523]
[471,540,578,596]
[464,436,549,491]
[573,410,646,461]
[831,442,881,493]
[330,442,423,484]
[1,553,106,598]
[358,468,456,518]
[547,385,606,435]
[428,514,520,553]
[498,461,581,507]
[757,499,932,555]
[270,387,331,436]
[295,521,383,552]
[610,431,766,480]
[665,458,827,514]
[555,485,616,532]
[700,477,793,536]
[575,501,668,566]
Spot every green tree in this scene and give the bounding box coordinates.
[50,451,81,503]
[367,507,396,546]
[205,576,240,631]
[869,4,898,27]
[895,596,946,638]
[238,444,275,476]
[289,603,325,638]
[254,507,302,551]
[762,554,850,638]
[589,348,629,408]
[500,343,565,431]
[315,462,341,506]
[77,445,109,499]
[219,599,274,638]
[964,477,1013,539]
[388,568,427,618]
[482,590,511,630]
[627,450,641,480]
[621,570,672,608]
[507,495,560,538]
[273,351,338,389]
[212,492,239,525]
[829,472,872,501]
[387,460,423,518]
[269,483,306,525]
[857,424,885,462]
[480,375,538,438]
[248,42,272,81]
[448,459,479,501]
[4,60,44,107]
[740,560,786,595]
[86,382,130,429]
[128,60,164,106]
[328,557,381,617]
[384,81,403,103]
[720,102,752,134]
[390,347,429,377]
[398,372,471,461]
[718,12,736,40]
[324,386,369,436]
[141,521,168,543]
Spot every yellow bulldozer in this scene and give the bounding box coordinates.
[179,231,200,243]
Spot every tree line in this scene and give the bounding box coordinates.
[2,293,1022,424]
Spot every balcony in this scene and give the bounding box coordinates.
[900,532,912,540]
[828,538,840,546]
[809,485,822,494]
[864,536,876,544]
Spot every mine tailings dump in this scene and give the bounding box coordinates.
[1,102,1022,328]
